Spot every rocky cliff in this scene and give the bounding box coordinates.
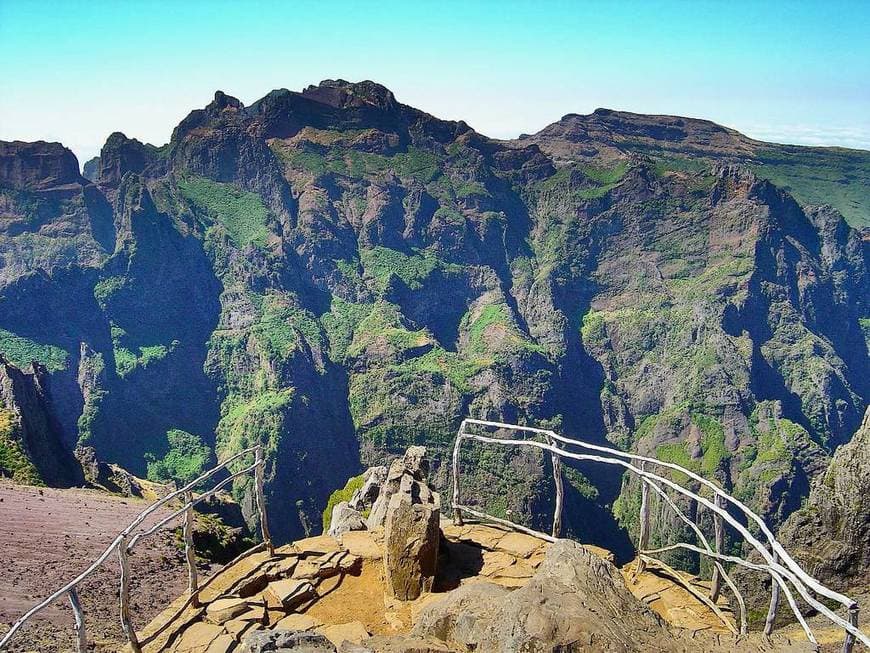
[0,357,82,486]
[776,407,870,593]
[0,80,867,551]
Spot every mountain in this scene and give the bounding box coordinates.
[520,108,870,229]
[0,80,867,553]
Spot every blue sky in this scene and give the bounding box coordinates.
[1,0,868,164]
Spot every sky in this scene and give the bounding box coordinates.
[1,0,869,165]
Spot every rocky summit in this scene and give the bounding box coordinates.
[0,79,867,569]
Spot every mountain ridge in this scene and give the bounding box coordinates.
[0,80,867,564]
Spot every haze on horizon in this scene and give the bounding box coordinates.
[1,0,869,165]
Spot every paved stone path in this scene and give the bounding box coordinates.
[135,521,740,652]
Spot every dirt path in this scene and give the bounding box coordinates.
[0,482,212,653]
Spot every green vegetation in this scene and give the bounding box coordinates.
[76,352,106,446]
[580,311,607,344]
[751,146,870,228]
[177,176,272,247]
[146,429,212,486]
[396,346,488,394]
[110,324,176,378]
[582,161,629,185]
[250,293,323,360]
[322,473,366,532]
[630,409,729,483]
[320,297,374,361]
[536,162,628,201]
[0,408,42,485]
[464,304,546,358]
[563,466,599,500]
[360,246,444,291]
[93,275,126,308]
[391,147,442,182]
[691,413,729,476]
[0,329,69,372]
[346,302,431,359]
[455,181,490,199]
[217,389,294,458]
[271,142,442,184]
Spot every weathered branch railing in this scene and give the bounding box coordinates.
[451,418,868,652]
[0,445,273,652]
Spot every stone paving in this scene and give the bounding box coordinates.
[134,521,733,652]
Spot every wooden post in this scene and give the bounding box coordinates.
[452,434,464,526]
[843,604,859,653]
[183,490,199,607]
[636,463,650,575]
[117,538,141,653]
[68,588,86,653]
[764,550,781,636]
[710,493,724,602]
[546,434,564,538]
[254,446,274,556]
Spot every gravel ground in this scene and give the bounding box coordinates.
[0,482,213,652]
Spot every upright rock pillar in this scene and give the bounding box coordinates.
[381,446,440,600]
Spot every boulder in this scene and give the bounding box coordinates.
[412,583,510,647]
[316,621,370,647]
[413,539,675,652]
[204,596,258,625]
[264,578,315,609]
[328,501,367,538]
[349,465,387,512]
[339,635,454,652]
[240,629,337,652]
[367,446,441,600]
[383,491,440,600]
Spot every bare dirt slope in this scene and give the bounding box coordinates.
[0,482,210,652]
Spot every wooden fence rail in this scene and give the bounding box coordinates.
[450,418,868,653]
[0,445,273,653]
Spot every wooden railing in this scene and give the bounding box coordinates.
[450,418,867,652]
[0,445,273,653]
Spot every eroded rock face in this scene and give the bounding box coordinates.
[0,140,82,190]
[0,358,83,486]
[0,81,868,553]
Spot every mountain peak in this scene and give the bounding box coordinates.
[211,90,244,111]
[520,108,758,164]
[302,79,398,111]
[0,140,83,190]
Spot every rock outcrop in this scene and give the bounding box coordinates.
[349,466,387,512]
[383,490,440,600]
[777,407,870,592]
[413,540,672,651]
[380,447,441,600]
[368,447,433,529]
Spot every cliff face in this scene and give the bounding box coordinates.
[776,408,870,592]
[0,357,83,486]
[0,80,867,548]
